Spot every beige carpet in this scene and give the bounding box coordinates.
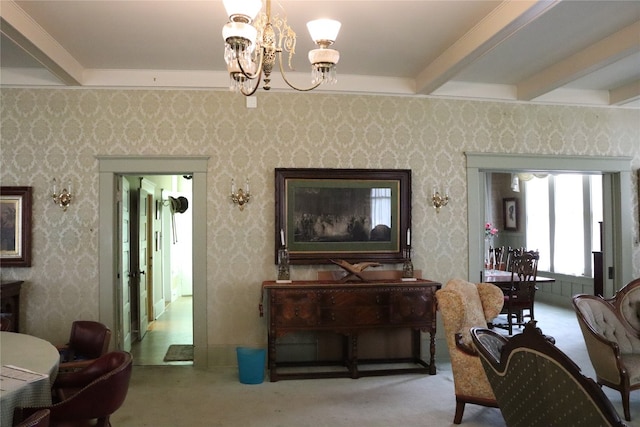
[113,303,640,426]
[163,344,194,362]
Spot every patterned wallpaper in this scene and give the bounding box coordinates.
[1,88,639,350]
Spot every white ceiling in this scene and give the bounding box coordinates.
[1,0,639,108]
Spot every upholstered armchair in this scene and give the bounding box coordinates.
[573,284,640,422]
[605,278,640,335]
[471,321,626,427]
[435,278,504,424]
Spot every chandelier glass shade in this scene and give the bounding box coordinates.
[222,0,341,95]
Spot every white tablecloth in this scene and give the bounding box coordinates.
[0,332,59,427]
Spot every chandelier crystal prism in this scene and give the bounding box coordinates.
[222,0,341,95]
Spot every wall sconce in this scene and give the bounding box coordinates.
[52,178,73,211]
[431,186,449,213]
[230,178,250,211]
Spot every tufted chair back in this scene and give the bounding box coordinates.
[607,278,640,336]
[471,321,626,427]
[435,278,504,424]
[573,291,640,421]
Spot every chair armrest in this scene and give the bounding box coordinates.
[455,333,478,356]
[53,366,104,389]
[577,319,626,384]
[58,359,95,372]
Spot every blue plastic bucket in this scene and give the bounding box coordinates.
[236,347,266,384]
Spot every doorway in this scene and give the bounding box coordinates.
[125,175,194,365]
[97,156,209,368]
[465,152,634,295]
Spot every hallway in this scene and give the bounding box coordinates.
[130,296,193,365]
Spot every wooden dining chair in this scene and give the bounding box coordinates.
[493,246,505,271]
[494,249,540,334]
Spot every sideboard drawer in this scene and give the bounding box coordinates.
[272,291,319,327]
[320,306,390,325]
[390,290,432,324]
[318,290,390,307]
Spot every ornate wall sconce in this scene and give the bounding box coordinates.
[52,178,73,211]
[230,178,251,211]
[431,186,449,213]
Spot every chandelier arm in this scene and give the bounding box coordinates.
[240,77,261,96]
[236,47,265,80]
[277,51,321,92]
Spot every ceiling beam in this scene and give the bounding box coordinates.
[517,20,640,101]
[0,0,82,85]
[610,79,640,106]
[414,0,561,95]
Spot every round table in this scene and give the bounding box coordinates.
[0,332,59,426]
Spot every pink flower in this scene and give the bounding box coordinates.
[484,222,499,238]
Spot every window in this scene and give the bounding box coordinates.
[525,174,602,277]
[370,188,391,228]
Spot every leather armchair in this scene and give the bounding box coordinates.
[15,351,132,427]
[13,409,50,427]
[435,278,504,424]
[57,320,111,371]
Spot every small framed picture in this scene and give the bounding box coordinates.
[1,186,33,267]
[503,198,518,231]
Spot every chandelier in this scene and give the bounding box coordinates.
[222,0,341,96]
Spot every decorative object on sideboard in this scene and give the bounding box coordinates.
[402,228,415,280]
[230,178,251,210]
[330,259,381,282]
[276,229,291,282]
[221,0,341,95]
[431,186,449,213]
[51,178,73,211]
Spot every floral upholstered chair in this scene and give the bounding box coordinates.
[436,278,504,424]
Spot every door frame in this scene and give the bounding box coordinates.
[98,155,209,368]
[465,152,633,295]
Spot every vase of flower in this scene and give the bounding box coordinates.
[484,223,499,270]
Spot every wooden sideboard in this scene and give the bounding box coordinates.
[262,279,441,381]
[0,280,23,332]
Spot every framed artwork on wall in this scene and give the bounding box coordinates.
[274,168,411,265]
[503,197,518,231]
[0,186,32,267]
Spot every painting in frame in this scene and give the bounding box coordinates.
[503,197,518,231]
[1,186,32,267]
[275,168,411,265]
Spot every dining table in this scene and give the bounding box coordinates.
[481,269,556,284]
[0,332,59,427]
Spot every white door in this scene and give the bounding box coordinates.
[137,186,150,339]
[120,177,132,351]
